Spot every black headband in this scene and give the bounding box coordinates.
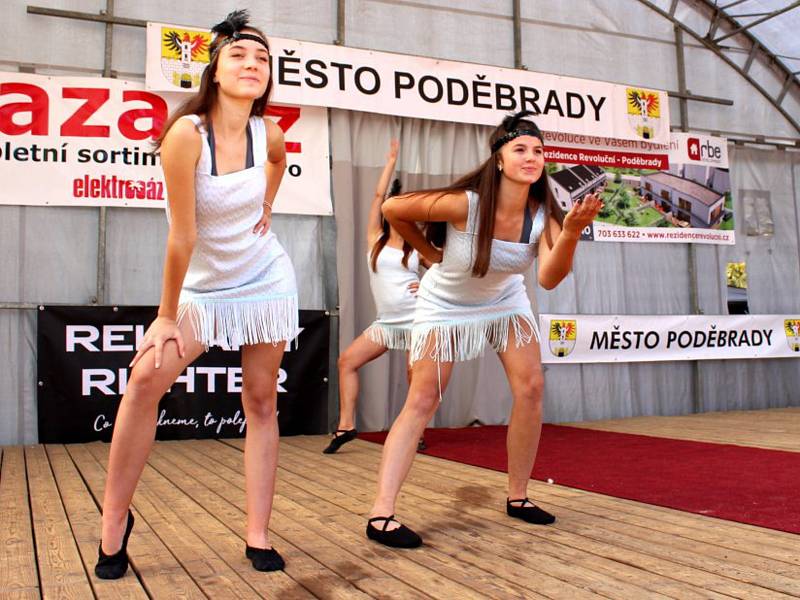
[491,128,543,154]
[491,110,543,153]
[214,30,270,53]
[210,9,269,55]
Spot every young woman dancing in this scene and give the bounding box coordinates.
[96,10,294,577]
[324,140,427,454]
[365,111,602,547]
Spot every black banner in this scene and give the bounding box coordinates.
[37,306,329,443]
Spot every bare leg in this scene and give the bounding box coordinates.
[240,342,286,550]
[101,318,205,554]
[497,330,545,500]
[336,332,387,430]
[370,355,453,522]
[406,353,431,449]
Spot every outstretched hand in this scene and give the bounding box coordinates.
[129,316,186,370]
[563,193,603,238]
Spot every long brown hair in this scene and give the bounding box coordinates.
[154,21,273,149]
[423,113,564,277]
[370,179,413,272]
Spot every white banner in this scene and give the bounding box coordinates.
[540,314,800,364]
[0,73,332,215]
[145,25,670,144]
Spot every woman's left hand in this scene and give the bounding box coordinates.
[253,204,272,236]
[562,193,603,237]
[407,281,420,295]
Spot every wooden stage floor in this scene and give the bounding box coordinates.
[2,408,799,599]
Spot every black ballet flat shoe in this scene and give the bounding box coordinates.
[366,515,422,548]
[322,428,358,454]
[506,498,556,525]
[417,438,427,452]
[95,510,135,580]
[246,544,285,572]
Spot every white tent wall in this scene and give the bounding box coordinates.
[1,0,799,444]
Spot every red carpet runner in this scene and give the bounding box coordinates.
[360,424,800,534]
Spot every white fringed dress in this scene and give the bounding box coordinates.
[365,245,420,350]
[172,114,299,349]
[410,190,545,363]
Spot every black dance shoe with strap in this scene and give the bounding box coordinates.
[366,515,422,548]
[95,510,135,580]
[322,428,358,454]
[246,545,285,571]
[506,498,556,525]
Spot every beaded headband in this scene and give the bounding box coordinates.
[490,110,543,154]
[211,10,270,55]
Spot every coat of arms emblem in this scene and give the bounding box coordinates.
[626,88,662,141]
[549,320,577,358]
[161,27,211,90]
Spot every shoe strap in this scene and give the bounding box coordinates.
[368,514,397,531]
[334,429,355,436]
[508,497,535,508]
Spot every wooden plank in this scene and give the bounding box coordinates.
[277,440,752,600]
[568,409,800,452]
[24,444,95,599]
[65,443,206,600]
[313,435,800,556]
[151,441,422,600]
[0,447,39,598]
[0,590,41,600]
[45,444,148,600]
[177,440,517,600]
[84,442,315,600]
[282,436,799,598]
[191,441,610,599]
[320,435,800,560]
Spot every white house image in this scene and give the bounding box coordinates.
[549,165,606,211]
[682,164,731,195]
[640,172,725,227]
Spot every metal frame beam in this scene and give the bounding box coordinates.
[635,0,800,135]
[713,1,800,43]
[26,5,146,28]
[512,0,523,69]
[335,0,345,45]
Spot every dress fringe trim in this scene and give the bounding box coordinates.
[365,323,412,351]
[410,312,539,364]
[178,294,299,348]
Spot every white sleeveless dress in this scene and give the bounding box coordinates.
[410,190,546,363]
[171,114,299,348]
[364,244,420,350]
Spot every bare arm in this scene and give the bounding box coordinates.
[253,118,287,235]
[537,193,603,289]
[367,139,399,242]
[382,190,469,264]
[157,119,201,319]
[131,118,200,368]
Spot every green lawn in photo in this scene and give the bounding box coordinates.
[638,207,664,226]
[720,192,735,230]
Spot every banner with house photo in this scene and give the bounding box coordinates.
[543,131,734,245]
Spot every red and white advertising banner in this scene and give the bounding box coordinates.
[543,131,735,245]
[540,315,800,364]
[145,24,670,144]
[0,72,332,214]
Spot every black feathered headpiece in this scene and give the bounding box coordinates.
[491,110,543,154]
[210,9,269,53]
